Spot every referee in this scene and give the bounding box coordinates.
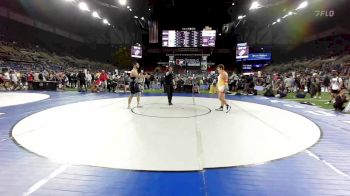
[164,66,175,105]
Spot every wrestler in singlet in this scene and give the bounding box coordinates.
[217,73,228,93]
[128,62,147,109]
[215,64,231,113]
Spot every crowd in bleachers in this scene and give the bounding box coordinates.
[0,35,114,73]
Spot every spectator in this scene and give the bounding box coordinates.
[315,74,322,99]
[296,88,306,98]
[263,83,275,97]
[9,70,19,90]
[99,70,109,92]
[344,76,350,91]
[284,75,294,93]
[328,71,343,104]
[334,89,348,112]
[275,82,287,98]
[86,72,92,87]
[309,73,318,98]
[145,73,151,89]
[77,70,87,92]
[323,75,331,92]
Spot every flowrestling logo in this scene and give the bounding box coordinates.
[315,10,335,17]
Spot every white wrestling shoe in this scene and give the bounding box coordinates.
[226,105,232,113]
[215,107,224,111]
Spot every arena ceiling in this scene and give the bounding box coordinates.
[151,0,348,30]
[0,0,149,38]
[0,0,349,44]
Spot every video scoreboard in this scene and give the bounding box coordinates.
[162,30,216,48]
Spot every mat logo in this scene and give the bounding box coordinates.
[315,10,335,17]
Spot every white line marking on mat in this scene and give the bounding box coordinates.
[306,150,350,180]
[23,164,70,196]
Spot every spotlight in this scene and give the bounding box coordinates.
[232,2,235,6]
[238,15,246,20]
[64,0,75,2]
[134,16,138,19]
[296,1,308,10]
[249,1,262,10]
[129,8,132,12]
[92,11,101,19]
[127,6,130,9]
[141,17,145,20]
[119,0,127,6]
[277,18,281,23]
[78,2,90,12]
[103,19,110,25]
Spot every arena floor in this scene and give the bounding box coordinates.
[1,92,350,195]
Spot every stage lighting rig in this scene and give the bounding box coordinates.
[78,2,90,12]
[296,1,308,10]
[92,11,102,19]
[119,0,127,6]
[249,1,262,10]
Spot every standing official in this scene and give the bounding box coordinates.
[164,66,175,105]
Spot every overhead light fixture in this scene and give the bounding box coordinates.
[129,8,132,12]
[296,1,308,10]
[272,22,277,25]
[141,17,145,20]
[134,16,138,19]
[118,0,127,6]
[78,2,90,12]
[288,11,293,15]
[92,11,101,19]
[277,18,281,23]
[149,8,151,11]
[238,15,246,20]
[249,1,262,10]
[232,3,235,6]
[126,6,130,9]
[103,19,110,25]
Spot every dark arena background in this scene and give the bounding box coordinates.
[0,0,350,196]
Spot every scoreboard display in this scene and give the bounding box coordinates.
[236,43,249,59]
[162,30,216,47]
[131,45,142,59]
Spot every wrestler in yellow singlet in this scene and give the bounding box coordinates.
[215,64,231,113]
[217,73,228,93]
